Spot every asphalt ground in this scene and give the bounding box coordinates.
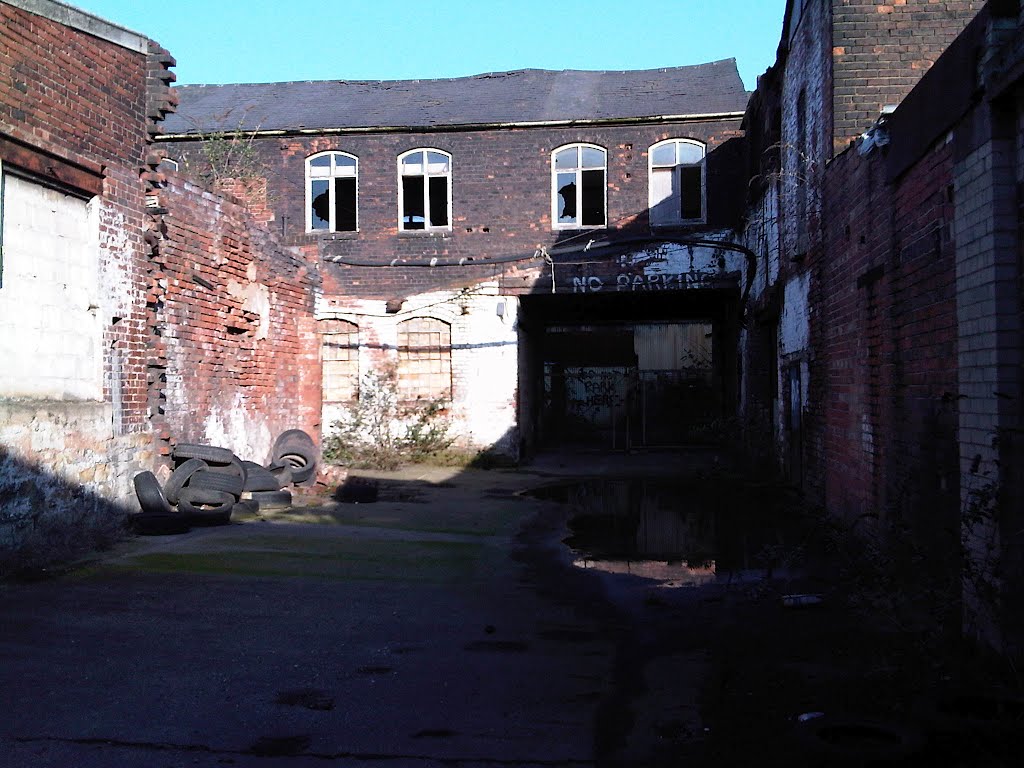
[3,456,1019,767]
[1,461,710,767]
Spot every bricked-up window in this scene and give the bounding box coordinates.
[552,144,606,228]
[397,317,452,401]
[307,152,358,232]
[321,319,359,402]
[649,139,706,226]
[399,149,451,232]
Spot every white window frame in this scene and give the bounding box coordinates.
[398,148,452,232]
[551,143,607,230]
[648,138,707,226]
[306,151,359,233]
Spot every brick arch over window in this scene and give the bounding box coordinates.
[397,317,451,401]
[321,319,359,402]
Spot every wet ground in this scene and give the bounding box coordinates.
[1,452,1020,766]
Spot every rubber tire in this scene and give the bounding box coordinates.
[178,489,234,526]
[187,468,244,498]
[242,465,283,492]
[202,454,248,486]
[163,458,208,505]
[272,429,316,457]
[178,485,236,506]
[134,471,174,515]
[278,452,315,484]
[267,463,294,487]
[173,443,236,465]
[244,489,292,510]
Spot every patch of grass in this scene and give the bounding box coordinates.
[105,538,485,583]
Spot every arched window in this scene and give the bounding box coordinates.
[398,149,451,231]
[306,151,358,232]
[321,319,359,402]
[397,317,451,400]
[648,139,706,226]
[552,144,606,228]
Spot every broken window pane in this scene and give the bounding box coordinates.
[648,140,706,225]
[310,179,330,229]
[557,173,577,223]
[400,149,451,231]
[428,176,448,227]
[580,169,605,226]
[679,166,702,220]
[402,175,425,229]
[307,152,358,231]
[334,177,357,231]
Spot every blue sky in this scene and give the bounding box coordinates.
[71,0,787,90]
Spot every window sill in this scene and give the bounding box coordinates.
[552,224,607,232]
[398,229,452,238]
[305,230,359,240]
[650,220,707,231]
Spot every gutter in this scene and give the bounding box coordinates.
[155,111,747,142]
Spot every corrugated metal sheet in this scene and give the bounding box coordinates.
[634,323,712,371]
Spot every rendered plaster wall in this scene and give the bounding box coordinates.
[317,282,521,458]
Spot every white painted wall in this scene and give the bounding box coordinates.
[0,173,102,400]
[318,281,520,457]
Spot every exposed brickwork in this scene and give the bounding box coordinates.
[0,2,161,435]
[831,0,983,153]
[813,137,960,528]
[163,120,746,301]
[145,175,321,465]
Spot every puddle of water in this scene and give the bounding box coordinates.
[528,478,801,587]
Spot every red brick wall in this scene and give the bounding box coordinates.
[0,2,157,434]
[813,136,959,525]
[164,119,746,300]
[147,175,321,464]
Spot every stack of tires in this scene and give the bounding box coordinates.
[130,431,316,535]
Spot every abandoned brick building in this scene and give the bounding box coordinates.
[738,0,1022,652]
[2,0,1023,654]
[159,64,751,459]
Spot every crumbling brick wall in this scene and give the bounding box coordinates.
[1,0,172,552]
[146,174,321,465]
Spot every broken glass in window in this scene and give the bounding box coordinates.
[402,175,426,229]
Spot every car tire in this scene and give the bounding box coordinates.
[172,443,236,465]
[178,489,234,526]
[134,471,174,515]
[187,468,244,498]
[243,467,283,492]
[163,458,208,505]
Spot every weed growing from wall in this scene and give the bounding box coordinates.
[323,366,453,470]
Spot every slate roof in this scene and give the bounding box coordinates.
[163,60,749,136]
